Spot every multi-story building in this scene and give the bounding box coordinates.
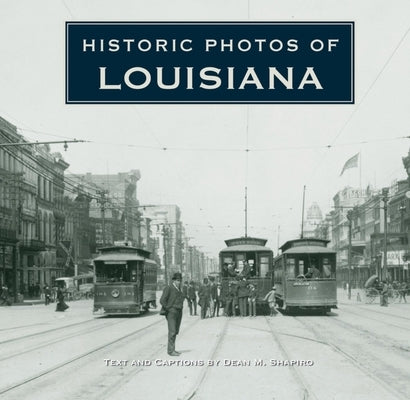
[141,204,184,284]
[314,174,410,286]
[302,203,323,238]
[0,116,69,298]
[67,171,142,248]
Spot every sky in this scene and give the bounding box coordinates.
[1,0,409,257]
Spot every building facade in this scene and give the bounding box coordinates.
[0,117,70,298]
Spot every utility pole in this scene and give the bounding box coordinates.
[346,210,353,300]
[382,187,389,281]
[189,246,194,281]
[162,224,169,285]
[11,172,23,303]
[96,190,108,245]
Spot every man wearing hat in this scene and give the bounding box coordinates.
[160,272,185,356]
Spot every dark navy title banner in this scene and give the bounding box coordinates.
[65,22,354,104]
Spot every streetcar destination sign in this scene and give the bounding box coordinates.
[65,22,354,104]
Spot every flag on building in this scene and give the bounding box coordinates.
[340,153,359,176]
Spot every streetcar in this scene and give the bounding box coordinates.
[273,238,337,314]
[93,245,157,315]
[219,236,274,313]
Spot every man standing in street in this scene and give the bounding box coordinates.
[209,277,217,317]
[160,272,185,356]
[224,282,236,317]
[182,281,189,306]
[380,281,388,307]
[198,277,211,319]
[44,284,52,306]
[187,281,197,315]
[212,283,222,317]
[237,277,249,317]
[399,281,407,303]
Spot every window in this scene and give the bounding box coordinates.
[298,259,304,276]
[260,256,269,277]
[286,257,296,279]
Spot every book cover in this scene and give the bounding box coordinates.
[0,1,409,399]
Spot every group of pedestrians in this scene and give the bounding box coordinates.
[181,276,278,318]
[196,277,224,318]
[159,272,278,357]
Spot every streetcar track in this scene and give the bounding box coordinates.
[342,308,410,331]
[0,322,49,332]
[264,316,319,400]
[0,318,98,345]
[0,318,164,396]
[182,317,229,400]
[230,320,332,346]
[294,316,409,400]
[343,303,410,323]
[96,316,204,400]
[0,319,129,362]
[326,311,410,352]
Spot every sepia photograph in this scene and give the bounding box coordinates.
[0,1,409,399]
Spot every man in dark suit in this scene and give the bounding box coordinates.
[187,281,197,315]
[209,277,217,317]
[198,278,211,319]
[160,272,185,356]
[212,283,222,317]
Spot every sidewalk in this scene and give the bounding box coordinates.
[1,297,52,306]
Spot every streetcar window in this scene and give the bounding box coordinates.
[286,258,296,278]
[298,260,304,276]
[236,254,245,274]
[322,264,331,278]
[260,256,269,277]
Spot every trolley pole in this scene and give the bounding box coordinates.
[301,185,306,239]
[382,188,389,281]
[347,210,353,300]
[244,186,248,238]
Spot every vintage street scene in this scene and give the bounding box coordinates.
[0,290,409,400]
[1,1,410,399]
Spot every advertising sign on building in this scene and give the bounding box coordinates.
[386,250,405,266]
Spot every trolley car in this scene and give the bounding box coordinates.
[219,236,274,312]
[93,245,157,315]
[273,238,337,314]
